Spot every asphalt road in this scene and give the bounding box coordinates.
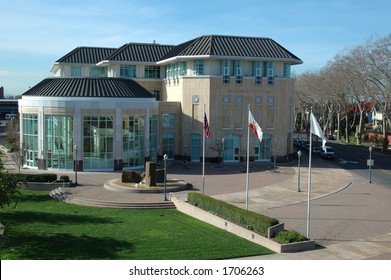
[325,141,391,190]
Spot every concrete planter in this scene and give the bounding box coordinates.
[171,195,315,253]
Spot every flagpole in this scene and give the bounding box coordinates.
[246,105,250,210]
[306,111,313,239]
[202,104,206,194]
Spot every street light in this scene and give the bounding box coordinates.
[163,154,168,201]
[221,138,225,171]
[368,146,373,183]
[74,145,78,186]
[297,150,302,192]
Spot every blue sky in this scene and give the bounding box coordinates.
[0,0,390,96]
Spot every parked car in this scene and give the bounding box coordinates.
[312,146,321,156]
[320,146,335,159]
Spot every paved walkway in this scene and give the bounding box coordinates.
[4,152,391,259]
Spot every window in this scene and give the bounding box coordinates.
[223,96,230,104]
[255,96,262,105]
[89,67,105,77]
[162,132,175,159]
[149,114,158,162]
[267,62,274,85]
[253,61,263,85]
[166,64,175,78]
[234,61,243,84]
[283,63,291,78]
[144,66,160,79]
[221,60,231,84]
[162,113,175,128]
[71,66,82,77]
[193,60,204,75]
[45,115,74,169]
[83,115,114,170]
[236,96,243,104]
[122,115,145,168]
[149,89,161,101]
[178,62,187,76]
[120,65,136,78]
[22,114,39,167]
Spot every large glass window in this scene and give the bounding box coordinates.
[162,113,175,128]
[149,114,158,163]
[71,66,82,77]
[162,132,175,159]
[193,60,204,75]
[83,115,113,170]
[144,66,160,78]
[120,65,136,78]
[191,133,201,162]
[46,115,73,169]
[178,62,187,76]
[122,115,145,168]
[89,67,105,77]
[254,134,272,161]
[222,133,241,162]
[22,114,39,167]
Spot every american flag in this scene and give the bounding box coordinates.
[204,112,212,139]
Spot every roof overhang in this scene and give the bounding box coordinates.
[157,55,303,65]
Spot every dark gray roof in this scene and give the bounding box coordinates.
[103,43,175,62]
[22,78,155,98]
[56,47,117,64]
[160,35,302,63]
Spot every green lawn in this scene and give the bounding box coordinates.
[0,191,273,260]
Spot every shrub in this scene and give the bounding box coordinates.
[23,173,57,182]
[275,230,308,244]
[59,175,70,183]
[187,192,279,237]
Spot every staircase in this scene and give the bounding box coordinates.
[50,187,176,209]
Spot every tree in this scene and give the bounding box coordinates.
[209,139,225,167]
[0,152,22,208]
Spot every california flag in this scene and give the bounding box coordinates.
[248,110,263,142]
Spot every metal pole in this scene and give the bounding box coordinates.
[245,105,250,210]
[74,145,78,186]
[222,138,225,171]
[297,150,301,192]
[369,147,373,183]
[163,154,167,201]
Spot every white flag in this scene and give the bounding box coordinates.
[248,110,263,142]
[310,112,327,151]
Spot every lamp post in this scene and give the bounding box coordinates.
[297,150,302,192]
[368,146,373,183]
[163,154,168,201]
[74,145,78,186]
[221,138,225,171]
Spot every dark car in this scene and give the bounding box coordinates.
[320,146,335,159]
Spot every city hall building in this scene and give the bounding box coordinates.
[18,35,302,171]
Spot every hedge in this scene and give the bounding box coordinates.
[9,173,58,183]
[187,192,279,237]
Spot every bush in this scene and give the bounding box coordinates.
[187,192,279,237]
[20,173,57,183]
[275,230,308,244]
[59,175,70,183]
